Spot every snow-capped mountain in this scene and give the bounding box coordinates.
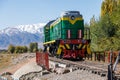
[0,23,46,49]
[0,23,45,35]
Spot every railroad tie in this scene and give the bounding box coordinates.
[78,67,83,70]
[100,72,107,77]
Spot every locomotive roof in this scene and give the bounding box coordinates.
[61,11,81,17]
[44,20,55,27]
[64,11,80,13]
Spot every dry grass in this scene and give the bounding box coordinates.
[0,53,20,72]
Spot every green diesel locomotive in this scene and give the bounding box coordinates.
[43,11,91,59]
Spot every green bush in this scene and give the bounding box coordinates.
[8,44,15,53]
[29,42,38,52]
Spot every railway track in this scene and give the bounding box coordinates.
[36,52,120,79]
[49,57,108,77]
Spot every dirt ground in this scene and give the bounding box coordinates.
[0,53,35,75]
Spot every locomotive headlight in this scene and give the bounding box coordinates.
[70,15,75,20]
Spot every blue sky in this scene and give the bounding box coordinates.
[0,0,103,30]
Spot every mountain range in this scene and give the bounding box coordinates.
[0,23,46,49]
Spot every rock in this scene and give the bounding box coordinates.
[55,68,70,74]
[63,68,70,74]
[49,61,58,69]
[58,63,67,68]
[41,70,50,76]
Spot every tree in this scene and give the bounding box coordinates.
[101,0,117,16]
[29,43,34,52]
[90,16,103,51]
[29,42,38,52]
[100,14,116,37]
[23,46,28,53]
[14,46,28,53]
[88,0,120,51]
[8,44,15,53]
[15,46,21,53]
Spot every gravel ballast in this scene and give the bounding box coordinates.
[20,68,107,80]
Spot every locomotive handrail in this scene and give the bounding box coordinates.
[43,40,55,45]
